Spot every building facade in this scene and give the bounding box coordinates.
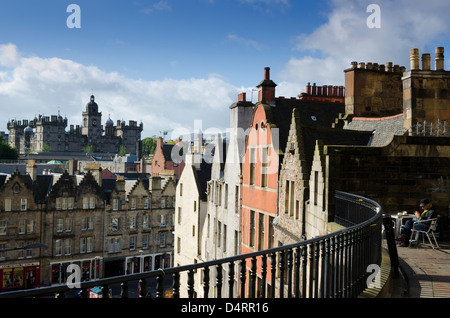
[0,162,175,291]
[7,95,143,157]
[202,92,254,297]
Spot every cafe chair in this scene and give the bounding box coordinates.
[408,218,439,249]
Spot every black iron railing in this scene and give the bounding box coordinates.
[0,191,383,298]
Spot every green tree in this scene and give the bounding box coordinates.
[142,136,158,156]
[119,145,127,156]
[83,144,94,153]
[42,143,51,152]
[0,135,18,160]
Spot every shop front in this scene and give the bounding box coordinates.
[125,252,172,275]
[50,257,102,285]
[0,262,40,291]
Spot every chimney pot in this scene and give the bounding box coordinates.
[264,67,270,80]
[386,62,393,72]
[422,53,431,70]
[327,85,333,96]
[238,92,246,102]
[410,48,419,70]
[435,47,444,71]
[306,82,311,95]
[312,83,317,95]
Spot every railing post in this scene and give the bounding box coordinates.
[294,246,301,298]
[203,267,210,298]
[279,250,285,298]
[139,279,148,298]
[102,284,110,298]
[156,274,165,298]
[314,241,319,298]
[287,249,293,298]
[187,269,195,298]
[330,236,336,298]
[337,234,343,298]
[261,254,267,298]
[270,252,276,298]
[301,245,307,298]
[240,259,246,298]
[249,256,257,298]
[120,281,129,298]
[383,214,399,277]
[228,261,235,298]
[216,264,223,299]
[308,243,314,298]
[173,272,180,298]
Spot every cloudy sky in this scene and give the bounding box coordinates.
[1,0,449,139]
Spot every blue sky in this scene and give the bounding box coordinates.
[1,0,450,138]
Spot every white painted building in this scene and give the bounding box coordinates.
[202,93,254,297]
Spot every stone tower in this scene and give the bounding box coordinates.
[82,95,103,147]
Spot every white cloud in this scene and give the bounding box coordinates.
[277,0,450,97]
[0,44,242,138]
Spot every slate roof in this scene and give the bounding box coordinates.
[285,108,373,171]
[262,97,346,157]
[192,160,212,202]
[343,113,405,146]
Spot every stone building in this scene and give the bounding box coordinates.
[173,144,212,298]
[201,91,254,297]
[0,166,50,290]
[277,109,372,242]
[103,175,175,278]
[0,161,175,291]
[239,67,369,297]
[7,95,143,157]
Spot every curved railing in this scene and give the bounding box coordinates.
[0,191,384,298]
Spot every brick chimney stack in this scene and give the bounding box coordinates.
[257,67,277,104]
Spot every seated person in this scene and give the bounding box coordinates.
[413,198,437,232]
[397,198,437,246]
[398,211,420,245]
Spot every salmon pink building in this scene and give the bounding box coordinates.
[241,67,352,296]
[151,137,185,181]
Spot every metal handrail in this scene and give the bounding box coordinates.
[0,191,383,298]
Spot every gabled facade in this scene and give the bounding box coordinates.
[174,151,211,298]
[240,67,371,297]
[202,92,254,297]
[0,160,176,290]
[0,169,47,290]
[45,170,106,285]
[152,137,185,181]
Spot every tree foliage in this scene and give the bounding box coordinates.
[142,136,158,156]
[0,135,19,160]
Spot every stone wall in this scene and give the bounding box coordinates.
[324,135,450,214]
